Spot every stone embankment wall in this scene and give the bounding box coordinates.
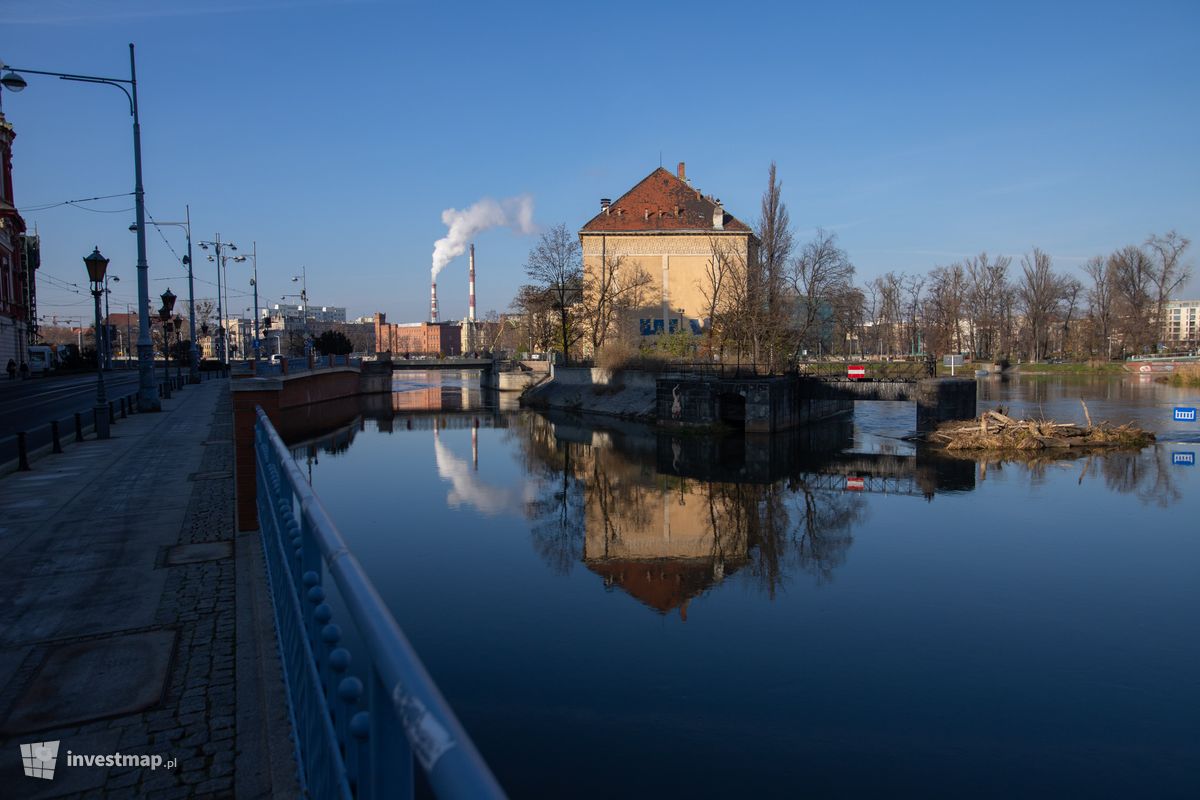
[521,367,659,419]
[524,368,853,430]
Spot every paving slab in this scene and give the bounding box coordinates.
[2,630,176,734]
[165,541,233,565]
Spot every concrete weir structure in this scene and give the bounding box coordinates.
[659,375,976,433]
[659,375,851,432]
[525,367,977,433]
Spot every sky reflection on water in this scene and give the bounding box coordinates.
[287,371,1199,798]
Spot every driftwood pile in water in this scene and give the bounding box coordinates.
[930,405,1154,451]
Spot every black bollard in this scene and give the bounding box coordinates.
[121,397,127,418]
[75,412,84,442]
[51,420,62,453]
[109,401,115,424]
[17,432,31,471]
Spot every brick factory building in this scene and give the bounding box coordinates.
[373,313,461,357]
[579,162,759,344]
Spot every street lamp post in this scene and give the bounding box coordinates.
[84,248,111,439]
[138,207,198,381]
[103,273,119,368]
[197,236,239,364]
[159,288,176,399]
[173,313,183,384]
[3,45,160,411]
[291,266,308,352]
[233,242,260,360]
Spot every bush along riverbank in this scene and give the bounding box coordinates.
[1015,361,1126,375]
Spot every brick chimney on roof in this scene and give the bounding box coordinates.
[677,162,686,181]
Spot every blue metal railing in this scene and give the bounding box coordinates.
[254,407,506,799]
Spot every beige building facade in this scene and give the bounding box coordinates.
[579,163,759,344]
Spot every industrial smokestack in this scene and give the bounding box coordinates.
[468,243,476,323]
[430,281,439,323]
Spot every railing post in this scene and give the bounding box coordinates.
[17,432,31,471]
[348,711,371,800]
[368,667,414,799]
[51,420,63,454]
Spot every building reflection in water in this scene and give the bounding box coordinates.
[515,411,977,618]
[275,373,1179,619]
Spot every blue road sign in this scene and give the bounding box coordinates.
[1171,451,1195,467]
[1174,407,1197,422]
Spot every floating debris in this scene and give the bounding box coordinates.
[926,404,1154,451]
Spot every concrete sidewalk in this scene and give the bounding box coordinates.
[0,379,298,798]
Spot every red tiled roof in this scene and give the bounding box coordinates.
[586,557,742,618]
[580,166,753,234]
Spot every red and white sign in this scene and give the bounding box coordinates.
[847,365,866,379]
[846,476,865,491]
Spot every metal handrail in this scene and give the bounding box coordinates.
[254,407,505,799]
[794,359,936,380]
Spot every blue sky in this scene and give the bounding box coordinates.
[4,0,1198,326]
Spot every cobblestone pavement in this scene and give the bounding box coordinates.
[0,380,297,798]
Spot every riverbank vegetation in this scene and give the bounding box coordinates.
[1015,361,1126,375]
[1168,365,1200,388]
[508,165,1193,369]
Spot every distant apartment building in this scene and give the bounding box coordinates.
[1163,300,1199,348]
[266,303,346,324]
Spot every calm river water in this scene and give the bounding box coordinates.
[284,372,1199,798]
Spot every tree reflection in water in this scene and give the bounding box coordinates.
[514,413,871,611]
[512,409,1174,615]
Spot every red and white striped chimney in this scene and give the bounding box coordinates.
[430,281,439,323]
[468,243,476,323]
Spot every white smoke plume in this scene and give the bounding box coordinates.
[431,194,536,278]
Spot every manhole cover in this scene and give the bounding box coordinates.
[1,630,176,734]
[165,541,233,565]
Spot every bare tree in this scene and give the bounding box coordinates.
[862,279,882,356]
[510,284,558,354]
[829,285,865,356]
[1017,248,1064,361]
[903,274,925,356]
[697,235,737,356]
[787,229,855,358]
[873,272,905,356]
[1083,256,1114,356]
[1145,231,1192,344]
[581,250,653,355]
[925,263,967,355]
[755,162,793,368]
[524,223,583,364]
[963,253,1012,360]
[1109,244,1155,354]
[1059,276,1083,357]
